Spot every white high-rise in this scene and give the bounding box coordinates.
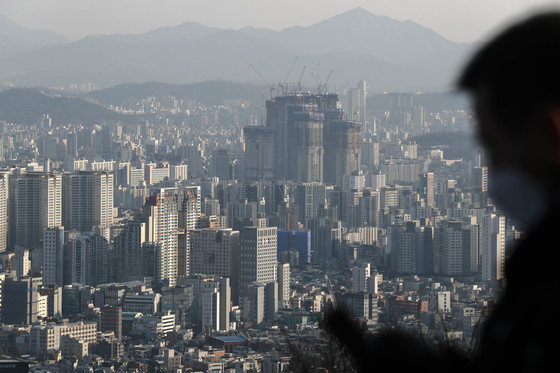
[0,171,8,252]
[352,262,371,292]
[239,226,277,291]
[348,81,367,132]
[480,212,506,282]
[144,188,179,286]
[8,172,62,248]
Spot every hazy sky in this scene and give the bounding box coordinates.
[1,0,560,43]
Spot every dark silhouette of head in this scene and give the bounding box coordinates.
[459,12,560,216]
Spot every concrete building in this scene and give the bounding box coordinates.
[239,226,277,292]
[43,227,65,286]
[277,263,290,308]
[177,186,201,277]
[62,171,114,233]
[183,276,231,332]
[0,172,7,252]
[144,188,179,286]
[113,219,147,282]
[481,212,506,283]
[100,305,123,339]
[243,126,275,181]
[8,171,62,249]
[189,228,239,302]
[29,321,97,353]
[70,232,108,286]
[1,276,42,325]
[348,81,367,132]
[323,119,362,187]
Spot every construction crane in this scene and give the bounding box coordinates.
[323,70,333,92]
[297,66,306,92]
[310,70,334,94]
[249,64,275,99]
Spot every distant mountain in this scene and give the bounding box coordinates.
[240,7,470,75]
[86,81,268,106]
[85,21,219,44]
[0,88,125,124]
[0,14,69,48]
[0,8,475,92]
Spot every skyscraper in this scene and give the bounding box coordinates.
[323,119,362,187]
[70,232,108,286]
[62,171,114,233]
[0,171,8,252]
[177,186,201,277]
[43,227,65,286]
[419,172,435,208]
[112,218,146,282]
[239,226,277,293]
[290,110,324,183]
[266,93,339,180]
[144,188,179,286]
[480,212,506,283]
[348,81,367,132]
[8,172,62,249]
[243,126,275,181]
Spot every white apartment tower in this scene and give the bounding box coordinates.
[0,172,8,252]
[348,81,368,132]
[8,172,62,249]
[277,262,290,308]
[481,212,506,282]
[144,188,179,286]
[352,262,371,292]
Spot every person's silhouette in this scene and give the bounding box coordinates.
[325,12,560,372]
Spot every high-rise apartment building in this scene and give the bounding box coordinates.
[43,227,65,286]
[419,172,435,207]
[71,232,108,286]
[323,119,362,187]
[348,81,367,132]
[481,212,506,283]
[277,262,290,308]
[112,218,147,282]
[8,171,62,249]
[290,110,324,183]
[62,171,114,233]
[0,172,7,252]
[144,188,179,286]
[177,186,201,277]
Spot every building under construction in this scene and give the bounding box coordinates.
[260,92,361,186]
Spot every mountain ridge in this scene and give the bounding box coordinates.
[0,8,475,92]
